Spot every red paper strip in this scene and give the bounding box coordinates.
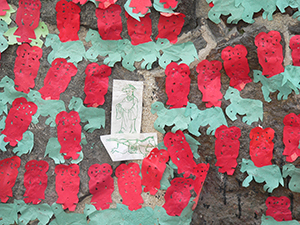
[289,35,300,66]
[56,0,81,42]
[56,111,81,160]
[84,63,111,107]
[141,148,170,195]
[14,44,43,94]
[0,156,21,203]
[249,127,274,167]
[163,177,193,216]
[39,58,77,100]
[14,0,41,43]
[165,62,191,109]
[97,0,118,9]
[24,160,49,204]
[283,113,300,162]
[266,196,292,222]
[221,45,252,91]
[1,97,37,146]
[88,163,114,210]
[196,59,223,108]
[215,125,241,175]
[254,31,284,77]
[129,0,152,14]
[95,4,122,41]
[159,0,178,9]
[192,163,209,210]
[0,0,9,16]
[156,13,185,44]
[115,163,143,210]
[164,130,196,177]
[126,12,152,45]
[55,164,80,211]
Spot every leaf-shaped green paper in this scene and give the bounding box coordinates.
[12,131,34,156]
[118,204,156,225]
[0,134,8,152]
[261,214,299,225]
[50,203,87,225]
[0,76,27,105]
[0,202,18,225]
[0,116,6,130]
[0,19,8,53]
[124,0,151,21]
[84,204,123,225]
[185,133,200,159]
[153,0,176,13]
[281,65,300,90]
[282,164,300,193]
[45,33,86,65]
[160,164,174,190]
[0,5,16,25]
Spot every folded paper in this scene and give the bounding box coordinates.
[266,196,292,222]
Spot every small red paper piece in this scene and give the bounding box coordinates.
[95,4,122,41]
[24,160,49,204]
[84,63,111,107]
[0,0,9,16]
[156,13,185,44]
[141,148,170,195]
[72,0,87,4]
[56,111,81,160]
[221,45,252,91]
[129,0,152,15]
[163,177,194,216]
[115,163,144,211]
[164,130,196,177]
[14,0,41,43]
[196,59,223,108]
[55,164,80,211]
[165,62,191,109]
[283,113,300,162]
[215,125,241,175]
[266,196,292,222]
[289,35,300,66]
[159,0,178,9]
[126,12,152,45]
[254,31,284,77]
[97,0,118,9]
[56,0,81,42]
[192,163,209,210]
[1,97,37,146]
[14,44,43,94]
[209,2,214,7]
[88,163,114,210]
[0,156,21,203]
[39,58,77,100]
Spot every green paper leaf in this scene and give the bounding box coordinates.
[81,132,87,145]
[45,33,86,66]
[153,0,176,13]
[50,203,87,225]
[261,214,299,225]
[0,202,18,225]
[118,204,157,225]
[0,134,8,152]
[12,131,34,156]
[124,0,150,22]
[87,0,99,6]
[0,116,6,130]
[0,5,16,25]
[282,164,300,193]
[84,204,123,225]
[0,19,8,53]
[160,164,174,190]
[0,76,27,105]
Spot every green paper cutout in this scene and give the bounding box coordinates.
[0,202,18,225]
[50,203,87,225]
[28,90,66,127]
[253,69,299,102]
[0,134,8,152]
[224,87,263,125]
[0,19,8,53]
[160,164,174,190]
[124,0,150,21]
[45,34,86,65]
[281,65,300,90]
[81,132,87,145]
[84,204,123,225]
[0,116,6,130]
[88,0,99,6]
[282,163,300,193]
[0,99,7,115]
[240,158,283,193]
[118,204,157,225]
[68,97,105,133]
[261,214,299,225]
[15,200,53,225]
[151,101,191,134]
[185,133,200,159]
[153,0,176,13]
[12,131,34,156]
[0,5,16,25]
[0,76,27,105]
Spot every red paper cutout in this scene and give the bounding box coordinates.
[56,111,81,160]
[215,125,241,175]
[96,0,118,9]
[115,163,143,210]
[141,148,170,195]
[249,127,274,167]
[192,163,209,210]
[55,164,80,211]
[254,31,284,77]
[156,13,185,44]
[283,113,300,162]
[24,160,49,204]
[84,63,111,107]
[165,62,191,109]
[159,0,178,9]
[126,12,152,45]
[196,59,223,108]
[39,58,77,100]
[0,0,9,16]
[129,0,152,14]
[164,130,196,177]
[88,163,114,210]
[289,35,300,66]
[163,177,194,216]
[266,196,292,222]
[221,45,252,91]
[209,2,214,7]
[72,0,87,4]
[14,44,43,94]
[0,156,21,203]
[14,0,41,43]
[95,4,122,41]
[1,97,37,146]
[56,0,81,42]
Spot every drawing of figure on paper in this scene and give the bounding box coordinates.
[116,84,138,133]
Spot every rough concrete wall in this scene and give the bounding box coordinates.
[1,0,300,224]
